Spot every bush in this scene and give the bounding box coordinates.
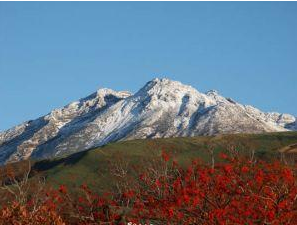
[0,152,296,224]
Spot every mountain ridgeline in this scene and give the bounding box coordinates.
[0,78,296,164]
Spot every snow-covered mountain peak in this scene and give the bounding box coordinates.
[0,78,296,164]
[135,78,202,101]
[45,88,131,122]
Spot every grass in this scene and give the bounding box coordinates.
[26,131,297,193]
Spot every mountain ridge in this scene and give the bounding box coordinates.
[0,78,296,164]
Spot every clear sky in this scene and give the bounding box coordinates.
[0,2,297,131]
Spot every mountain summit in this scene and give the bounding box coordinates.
[0,78,296,164]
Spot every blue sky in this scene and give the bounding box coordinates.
[0,2,297,131]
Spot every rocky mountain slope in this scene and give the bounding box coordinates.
[0,78,296,164]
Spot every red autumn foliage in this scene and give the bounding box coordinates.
[161,150,170,162]
[0,152,296,224]
[124,155,297,224]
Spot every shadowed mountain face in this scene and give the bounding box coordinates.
[0,78,296,164]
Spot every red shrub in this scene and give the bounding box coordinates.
[0,153,296,224]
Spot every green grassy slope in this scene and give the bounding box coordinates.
[30,132,297,192]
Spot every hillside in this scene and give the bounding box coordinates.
[26,132,297,192]
[1,132,296,224]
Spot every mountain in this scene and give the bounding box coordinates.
[0,78,296,164]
